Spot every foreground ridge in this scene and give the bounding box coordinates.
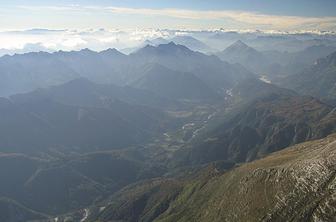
[91,134,336,222]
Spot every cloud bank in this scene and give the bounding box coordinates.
[0,28,173,55]
[0,27,335,57]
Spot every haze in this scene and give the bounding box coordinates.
[1,1,336,222]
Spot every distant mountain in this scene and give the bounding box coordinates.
[142,37,170,47]
[53,48,128,83]
[246,34,330,52]
[3,34,336,222]
[217,41,336,81]
[281,51,336,104]
[150,37,170,45]
[130,64,220,101]
[121,36,211,54]
[172,79,336,166]
[0,48,128,96]
[216,40,271,74]
[207,32,325,52]
[120,38,170,54]
[265,44,336,79]
[217,40,263,62]
[290,44,336,66]
[170,36,212,53]
[0,52,78,96]
[93,133,336,221]
[0,94,168,153]
[0,43,253,97]
[11,78,177,109]
[130,42,254,92]
[98,47,127,58]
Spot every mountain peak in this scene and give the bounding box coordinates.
[143,39,154,45]
[145,37,169,46]
[99,48,125,57]
[231,40,249,48]
[11,51,51,58]
[170,36,211,52]
[53,48,96,57]
[171,36,204,44]
[79,48,96,54]
[157,42,192,53]
[223,40,258,54]
[167,41,176,46]
[133,42,193,56]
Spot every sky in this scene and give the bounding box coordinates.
[0,0,336,31]
[0,0,335,53]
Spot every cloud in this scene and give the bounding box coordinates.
[0,28,174,55]
[18,5,82,12]
[16,5,336,31]
[102,6,336,31]
[0,6,335,55]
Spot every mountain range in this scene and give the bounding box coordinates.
[0,42,253,97]
[217,40,336,81]
[0,85,172,153]
[172,78,336,167]
[121,36,212,54]
[90,133,336,222]
[1,38,336,222]
[281,51,336,105]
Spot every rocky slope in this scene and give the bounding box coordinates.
[92,133,336,222]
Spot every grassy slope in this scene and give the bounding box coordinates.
[157,134,336,222]
[94,134,336,222]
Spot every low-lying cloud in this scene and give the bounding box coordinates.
[0,28,173,55]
